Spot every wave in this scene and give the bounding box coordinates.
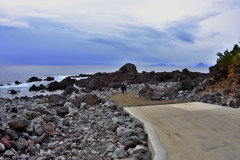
[0,75,89,98]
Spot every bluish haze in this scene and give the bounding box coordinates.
[0,0,239,66]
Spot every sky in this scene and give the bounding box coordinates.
[0,0,240,66]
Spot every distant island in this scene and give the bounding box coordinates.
[151,63,176,66]
[195,63,209,67]
[151,63,208,67]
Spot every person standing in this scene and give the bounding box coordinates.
[123,81,127,92]
[121,81,127,93]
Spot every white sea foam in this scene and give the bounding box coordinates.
[55,75,69,82]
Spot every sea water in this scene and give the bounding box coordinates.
[0,65,209,98]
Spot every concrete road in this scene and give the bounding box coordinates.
[125,102,240,160]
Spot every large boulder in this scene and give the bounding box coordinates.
[27,77,42,83]
[70,94,102,106]
[56,106,69,116]
[44,77,54,81]
[46,77,76,91]
[15,81,21,85]
[29,84,45,92]
[8,90,18,95]
[48,94,67,106]
[23,109,41,120]
[8,117,30,130]
[62,86,79,96]
[179,80,197,90]
[119,63,138,74]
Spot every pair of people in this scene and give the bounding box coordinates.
[121,82,127,93]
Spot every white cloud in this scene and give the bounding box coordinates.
[0,0,239,65]
[0,18,30,28]
[23,12,58,18]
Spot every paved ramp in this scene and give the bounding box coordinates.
[124,102,240,160]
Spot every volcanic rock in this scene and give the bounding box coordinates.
[119,63,138,74]
[8,117,30,130]
[56,106,69,116]
[0,142,5,152]
[209,64,228,84]
[8,90,17,95]
[182,68,190,74]
[44,77,54,81]
[43,124,56,135]
[29,84,45,92]
[4,129,18,140]
[3,150,14,157]
[46,77,76,91]
[23,109,41,120]
[48,94,66,106]
[62,86,79,96]
[0,135,11,149]
[112,148,128,159]
[34,124,43,136]
[27,77,42,83]
[130,145,148,155]
[124,141,137,150]
[179,80,197,90]
[138,85,155,99]
[35,106,54,115]
[70,94,102,106]
[15,81,21,85]
[16,137,28,150]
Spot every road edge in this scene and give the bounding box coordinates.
[123,107,167,160]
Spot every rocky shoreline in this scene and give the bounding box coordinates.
[0,91,151,160]
[1,62,240,160]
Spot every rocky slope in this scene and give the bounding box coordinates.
[0,92,151,160]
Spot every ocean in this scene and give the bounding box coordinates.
[0,65,209,98]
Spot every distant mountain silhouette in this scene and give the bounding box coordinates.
[151,63,177,66]
[195,63,208,67]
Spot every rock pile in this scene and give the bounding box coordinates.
[0,92,151,160]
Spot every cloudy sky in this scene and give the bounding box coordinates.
[0,0,239,66]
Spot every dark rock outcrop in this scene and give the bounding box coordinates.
[46,77,76,91]
[209,64,228,84]
[119,63,138,74]
[15,81,21,85]
[75,67,207,92]
[44,77,54,81]
[179,80,197,90]
[8,90,18,95]
[62,86,79,96]
[29,84,45,92]
[27,77,42,83]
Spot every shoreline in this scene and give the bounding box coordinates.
[0,88,152,159]
[0,63,239,159]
